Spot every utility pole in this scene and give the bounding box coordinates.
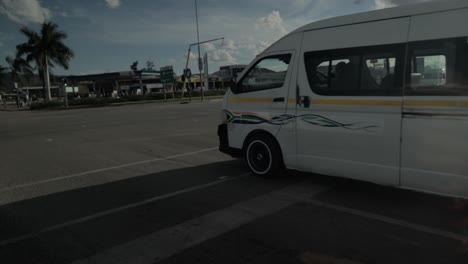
[195,0,203,101]
[204,53,209,93]
[14,81,19,109]
[181,37,224,101]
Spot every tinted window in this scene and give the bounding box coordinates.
[305,45,404,96]
[236,55,291,93]
[330,58,359,95]
[365,57,395,85]
[406,38,468,96]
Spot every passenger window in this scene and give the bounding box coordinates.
[361,56,397,95]
[315,59,356,94]
[465,41,468,86]
[329,58,359,95]
[236,55,291,93]
[304,45,403,96]
[406,38,468,96]
[411,55,447,88]
[365,57,395,85]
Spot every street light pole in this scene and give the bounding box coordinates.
[195,0,204,101]
[182,37,223,102]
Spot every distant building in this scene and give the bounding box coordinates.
[65,71,163,97]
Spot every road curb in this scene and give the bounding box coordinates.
[28,96,225,111]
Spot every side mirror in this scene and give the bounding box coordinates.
[232,81,240,93]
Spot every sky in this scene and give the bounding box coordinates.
[0,0,430,76]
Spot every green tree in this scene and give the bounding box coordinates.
[0,65,5,92]
[130,61,138,72]
[5,56,34,107]
[5,56,34,87]
[16,22,74,102]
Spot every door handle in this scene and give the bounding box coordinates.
[273,97,285,103]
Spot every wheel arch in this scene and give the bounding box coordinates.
[243,129,284,163]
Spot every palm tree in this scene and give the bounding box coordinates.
[5,56,34,85]
[16,22,74,102]
[5,56,34,107]
[0,65,5,87]
[0,65,6,94]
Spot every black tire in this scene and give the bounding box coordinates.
[244,133,284,178]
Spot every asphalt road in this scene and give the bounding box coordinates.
[1,101,468,264]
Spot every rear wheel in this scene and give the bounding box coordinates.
[245,134,284,178]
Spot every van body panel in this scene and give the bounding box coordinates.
[260,33,302,57]
[220,1,468,198]
[301,17,411,52]
[409,8,468,42]
[274,34,304,169]
[401,103,468,197]
[292,0,468,34]
[225,50,296,151]
[401,7,468,197]
[294,17,410,186]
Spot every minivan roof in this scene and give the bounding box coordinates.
[292,0,468,34]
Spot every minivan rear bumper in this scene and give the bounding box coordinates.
[217,123,243,158]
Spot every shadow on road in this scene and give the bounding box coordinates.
[0,159,314,263]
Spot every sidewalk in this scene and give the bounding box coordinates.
[0,102,29,112]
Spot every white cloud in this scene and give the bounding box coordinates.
[185,51,199,60]
[223,39,238,51]
[208,49,236,64]
[202,42,216,51]
[374,0,397,9]
[0,0,52,24]
[105,0,121,9]
[222,10,289,60]
[374,0,430,9]
[255,10,288,36]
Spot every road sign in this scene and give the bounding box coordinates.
[204,53,209,91]
[198,58,203,72]
[184,68,192,79]
[160,66,174,84]
[203,53,208,76]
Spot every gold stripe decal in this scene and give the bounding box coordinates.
[229,97,468,108]
[404,100,458,107]
[312,99,402,106]
[461,101,468,108]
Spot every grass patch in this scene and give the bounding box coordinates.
[30,90,226,110]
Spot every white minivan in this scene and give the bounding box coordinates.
[218,0,468,198]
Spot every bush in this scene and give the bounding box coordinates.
[29,90,227,110]
[30,100,64,110]
[67,97,128,106]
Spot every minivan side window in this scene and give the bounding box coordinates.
[406,38,468,96]
[304,44,404,96]
[235,55,291,93]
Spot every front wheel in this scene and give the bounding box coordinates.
[245,134,284,178]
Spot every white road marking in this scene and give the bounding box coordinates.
[306,200,468,243]
[0,173,249,247]
[71,182,329,264]
[72,185,468,264]
[0,147,218,194]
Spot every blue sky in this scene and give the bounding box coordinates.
[0,0,427,75]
